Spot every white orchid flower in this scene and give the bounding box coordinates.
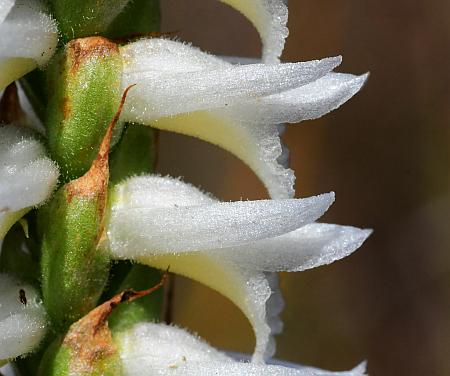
[117,322,367,375]
[0,0,58,90]
[0,125,59,239]
[120,38,367,198]
[0,273,47,364]
[104,175,372,363]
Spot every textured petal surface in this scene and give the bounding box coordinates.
[105,175,338,362]
[119,39,370,198]
[136,252,274,362]
[0,0,58,89]
[215,223,372,272]
[121,39,340,120]
[0,274,47,361]
[0,125,59,238]
[0,0,14,23]
[219,0,288,63]
[117,323,367,375]
[234,72,369,124]
[106,175,334,255]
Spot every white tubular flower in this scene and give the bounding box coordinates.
[0,0,58,90]
[117,322,367,376]
[218,0,288,63]
[120,39,368,198]
[0,125,59,239]
[0,274,47,363]
[104,175,371,363]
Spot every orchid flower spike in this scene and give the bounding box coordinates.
[119,38,368,198]
[0,274,47,364]
[104,175,372,362]
[0,0,58,90]
[117,322,367,375]
[0,125,59,239]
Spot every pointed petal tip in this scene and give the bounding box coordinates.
[328,55,343,67]
[353,72,370,90]
[310,191,335,217]
[360,228,373,239]
[322,191,336,204]
[349,227,372,253]
[311,56,342,75]
[352,361,368,375]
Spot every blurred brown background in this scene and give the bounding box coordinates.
[158,1,450,375]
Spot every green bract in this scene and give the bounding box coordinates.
[46,36,122,181]
[39,123,112,329]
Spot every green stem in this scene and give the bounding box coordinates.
[48,0,131,43]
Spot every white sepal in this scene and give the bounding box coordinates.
[121,39,340,120]
[215,223,373,272]
[0,125,59,239]
[0,0,58,90]
[0,0,15,23]
[117,323,367,375]
[0,274,47,362]
[106,175,334,255]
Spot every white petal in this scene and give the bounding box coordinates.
[118,40,369,199]
[134,252,273,362]
[0,125,59,239]
[106,175,334,255]
[214,223,372,272]
[148,107,295,198]
[0,274,47,361]
[180,73,366,198]
[144,72,367,199]
[0,0,58,89]
[219,0,288,63]
[248,73,369,124]
[117,323,366,375]
[169,224,370,359]
[105,177,370,362]
[0,0,14,23]
[265,272,284,335]
[121,38,341,119]
[105,175,335,362]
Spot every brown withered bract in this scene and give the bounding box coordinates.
[67,37,119,75]
[63,271,168,374]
